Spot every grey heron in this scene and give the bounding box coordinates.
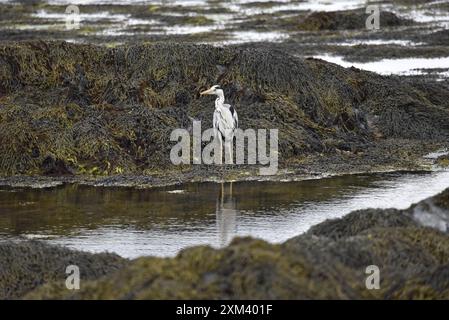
[200,85,238,163]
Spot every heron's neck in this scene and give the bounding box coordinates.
[215,91,225,105]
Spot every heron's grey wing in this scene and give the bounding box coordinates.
[223,104,238,129]
[220,108,235,130]
[217,107,237,143]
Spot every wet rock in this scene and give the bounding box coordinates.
[297,10,410,31]
[436,155,449,168]
[426,29,449,46]
[0,241,127,299]
[306,208,417,240]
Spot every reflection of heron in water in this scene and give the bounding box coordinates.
[216,182,238,247]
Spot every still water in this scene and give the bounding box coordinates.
[1,171,448,258]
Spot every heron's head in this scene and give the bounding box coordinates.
[200,85,223,97]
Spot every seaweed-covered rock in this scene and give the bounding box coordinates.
[297,9,409,31]
[24,237,368,299]
[0,241,127,299]
[13,187,449,300]
[426,29,449,46]
[307,208,416,240]
[0,41,448,176]
[436,155,449,168]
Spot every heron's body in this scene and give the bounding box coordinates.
[201,85,238,163]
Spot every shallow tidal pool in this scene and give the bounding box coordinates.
[0,170,449,258]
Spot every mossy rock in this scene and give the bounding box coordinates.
[436,155,449,167]
[0,241,127,299]
[298,9,410,31]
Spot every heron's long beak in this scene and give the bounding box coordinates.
[200,88,214,96]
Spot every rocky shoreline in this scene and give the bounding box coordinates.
[1,0,449,301]
[1,187,448,299]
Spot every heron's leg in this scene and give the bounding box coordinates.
[230,139,234,164]
[224,139,233,165]
[230,133,235,164]
[219,135,223,165]
[215,131,223,165]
